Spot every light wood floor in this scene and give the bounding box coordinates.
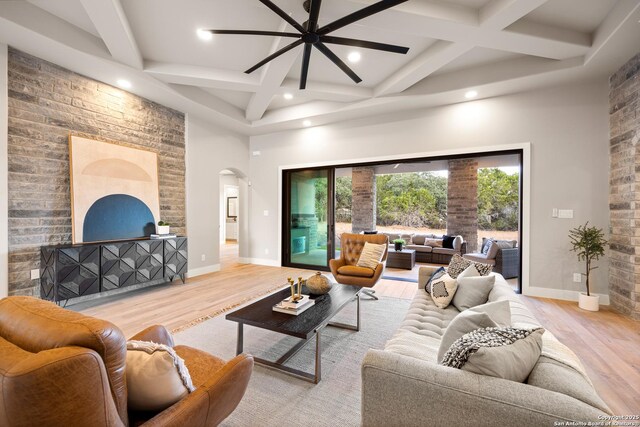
[75,243,639,415]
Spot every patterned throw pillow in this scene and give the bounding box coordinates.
[428,273,458,309]
[440,327,544,382]
[481,239,493,255]
[424,266,446,294]
[356,242,386,270]
[447,254,493,279]
[424,238,443,247]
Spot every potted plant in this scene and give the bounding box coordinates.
[568,222,608,312]
[157,220,171,235]
[393,238,405,252]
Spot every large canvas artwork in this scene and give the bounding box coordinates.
[69,136,160,243]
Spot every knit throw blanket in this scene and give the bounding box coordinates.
[441,327,542,369]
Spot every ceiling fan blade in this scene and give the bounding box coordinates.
[245,39,304,74]
[320,35,409,54]
[300,43,313,90]
[207,30,301,38]
[318,0,408,35]
[307,0,322,32]
[313,42,362,84]
[257,0,306,33]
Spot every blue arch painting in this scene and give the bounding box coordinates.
[83,194,156,242]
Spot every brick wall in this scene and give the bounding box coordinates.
[351,167,376,233]
[447,158,478,252]
[7,48,185,297]
[609,51,640,320]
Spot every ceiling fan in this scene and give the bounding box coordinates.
[204,0,410,89]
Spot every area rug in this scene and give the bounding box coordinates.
[174,296,411,427]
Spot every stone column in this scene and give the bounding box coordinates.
[609,52,640,320]
[447,159,479,252]
[351,167,376,233]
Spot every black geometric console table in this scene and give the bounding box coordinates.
[40,237,187,303]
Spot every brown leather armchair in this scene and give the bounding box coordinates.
[329,233,389,299]
[0,296,253,427]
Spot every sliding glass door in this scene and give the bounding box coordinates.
[283,168,334,270]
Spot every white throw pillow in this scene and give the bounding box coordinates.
[428,273,458,309]
[126,340,195,412]
[452,266,496,311]
[356,242,386,270]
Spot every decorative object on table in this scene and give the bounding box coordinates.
[306,272,333,295]
[69,135,160,243]
[157,220,171,235]
[274,277,315,315]
[203,0,410,90]
[568,222,608,312]
[393,238,405,251]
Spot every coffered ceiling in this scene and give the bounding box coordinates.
[1,0,639,135]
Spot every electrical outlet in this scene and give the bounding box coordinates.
[201,254,206,262]
[30,269,39,280]
[552,208,558,218]
[263,210,269,216]
[573,273,582,283]
[252,150,261,156]
[265,248,269,255]
[558,209,574,219]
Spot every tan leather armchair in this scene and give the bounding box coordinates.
[329,233,389,299]
[0,296,253,427]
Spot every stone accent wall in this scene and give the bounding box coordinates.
[351,167,376,233]
[7,48,185,297]
[609,51,640,320]
[447,159,478,252]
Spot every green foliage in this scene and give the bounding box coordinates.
[314,178,328,222]
[335,176,353,222]
[477,168,519,231]
[376,172,447,228]
[157,220,170,226]
[569,222,608,296]
[392,238,406,244]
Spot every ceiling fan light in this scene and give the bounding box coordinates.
[284,93,294,100]
[348,52,361,63]
[197,29,213,41]
[303,120,312,127]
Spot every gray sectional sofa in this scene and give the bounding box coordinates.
[383,232,467,264]
[361,266,611,426]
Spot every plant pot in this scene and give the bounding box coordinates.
[394,242,403,251]
[578,292,599,312]
[157,225,170,235]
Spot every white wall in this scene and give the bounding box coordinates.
[249,80,611,301]
[0,44,8,298]
[186,115,249,277]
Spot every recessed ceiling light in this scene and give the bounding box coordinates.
[197,29,213,41]
[303,120,312,127]
[348,52,361,63]
[465,90,478,99]
[284,93,294,100]
[116,79,131,89]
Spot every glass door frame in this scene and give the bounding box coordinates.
[282,167,335,271]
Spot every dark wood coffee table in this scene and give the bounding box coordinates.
[226,283,361,384]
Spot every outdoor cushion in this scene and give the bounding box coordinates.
[337,265,375,278]
[424,238,443,247]
[411,234,427,245]
[463,253,496,266]
[432,247,457,255]
[452,235,463,251]
[406,244,433,253]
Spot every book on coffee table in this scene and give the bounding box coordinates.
[273,298,315,315]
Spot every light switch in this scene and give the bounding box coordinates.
[252,151,261,156]
[558,209,574,219]
[552,208,558,218]
[30,269,39,280]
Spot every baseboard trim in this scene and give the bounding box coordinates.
[187,264,221,278]
[524,286,610,305]
[244,258,280,267]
